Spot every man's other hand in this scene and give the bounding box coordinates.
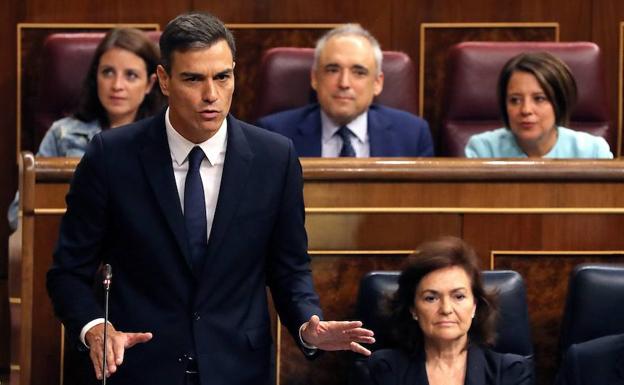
[85,323,153,380]
[301,315,375,356]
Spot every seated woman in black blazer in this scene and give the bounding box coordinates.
[352,237,533,385]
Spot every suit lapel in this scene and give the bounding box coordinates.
[295,107,322,156]
[200,115,253,276]
[409,348,429,384]
[616,350,624,381]
[370,349,426,385]
[407,349,429,385]
[367,106,393,157]
[464,345,486,385]
[139,112,192,267]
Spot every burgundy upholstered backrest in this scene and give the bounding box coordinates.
[441,41,611,157]
[252,47,418,121]
[34,31,161,148]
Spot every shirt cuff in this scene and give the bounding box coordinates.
[299,323,318,351]
[80,318,106,348]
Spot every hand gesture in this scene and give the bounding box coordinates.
[85,323,153,380]
[301,315,375,356]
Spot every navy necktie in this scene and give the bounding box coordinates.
[337,125,356,157]
[184,146,207,272]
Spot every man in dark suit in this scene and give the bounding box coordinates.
[556,333,624,385]
[257,24,433,158]
[47,12,374,385]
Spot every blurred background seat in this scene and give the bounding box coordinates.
[558,264,624,359]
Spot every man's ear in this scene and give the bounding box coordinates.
[156,65,170,96]
[310,68,318,91]
[373,71,384,96]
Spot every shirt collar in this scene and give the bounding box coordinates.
[165,107,228,167]
[320,109,369,143]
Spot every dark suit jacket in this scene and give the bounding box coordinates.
[351,345,533,385]
[256,103,434,157]
[556,334,624,385]
[47,110,322,385]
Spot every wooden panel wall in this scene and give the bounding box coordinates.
[6,0,624,380]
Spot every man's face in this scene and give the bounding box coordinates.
[311,34,384,126]
[157,39,234,143]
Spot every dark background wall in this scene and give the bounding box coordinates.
[4,0,624,375]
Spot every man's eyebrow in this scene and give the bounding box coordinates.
[215,68,234,77]
[351,64,369,72]
[179,71,206,78]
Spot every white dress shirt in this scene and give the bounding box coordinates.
[320,110,369,157]
[165,108,227,242]
[80,108,228,345]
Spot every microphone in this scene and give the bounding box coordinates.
[102,264,112,385]
[103,264,112,290]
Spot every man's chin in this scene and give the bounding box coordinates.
[326,111,358,126]
[199,124,222,135]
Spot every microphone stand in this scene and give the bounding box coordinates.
[102,264,112,385]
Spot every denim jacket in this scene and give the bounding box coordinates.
[37,117,102,157]
[8,117,102,230]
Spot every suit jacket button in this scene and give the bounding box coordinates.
[193,312,201,321]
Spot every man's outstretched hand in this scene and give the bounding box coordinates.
[85,323,153,380]
[300,315,375,356]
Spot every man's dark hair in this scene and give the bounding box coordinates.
[159,12,236,73]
